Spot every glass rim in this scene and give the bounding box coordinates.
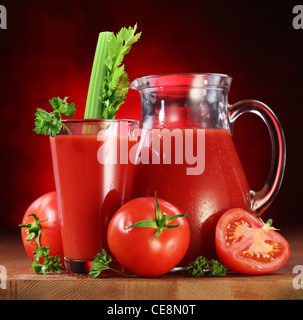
[130,73,232,90]
[61,118,140,125]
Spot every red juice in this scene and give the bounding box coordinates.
[132,128,250,265]
[50,134,136,261]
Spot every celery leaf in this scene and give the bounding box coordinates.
[99,24,141,119]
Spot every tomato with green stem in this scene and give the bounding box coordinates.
[215,208,290,274]
[20,192,64,263]
[107,193,190,277]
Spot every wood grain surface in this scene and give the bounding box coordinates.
[1,229,302,300]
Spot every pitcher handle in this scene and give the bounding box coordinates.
[229,99,286,215]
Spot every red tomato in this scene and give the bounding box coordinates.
[107,196,190,277]
[215,208,290,274]
[20,192,64,262]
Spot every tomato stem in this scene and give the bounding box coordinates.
[19,214,48,247]
[108,267,130,276]
[124,192,190,245]
[253,215,280,231]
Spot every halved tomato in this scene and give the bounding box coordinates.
[215,208,290,274]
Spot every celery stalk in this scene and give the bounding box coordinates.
[84,25,141,120]
[84,32,113,119]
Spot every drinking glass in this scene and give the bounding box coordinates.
[50,119,139,274]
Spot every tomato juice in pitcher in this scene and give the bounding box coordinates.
[130,74,286,266]
[132,127,250,264]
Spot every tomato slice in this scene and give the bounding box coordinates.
[215,208,290,274]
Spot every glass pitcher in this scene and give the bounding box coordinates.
[130,73,286,266]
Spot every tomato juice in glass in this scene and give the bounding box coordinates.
[132,128,250,265]
[50,120,138,274]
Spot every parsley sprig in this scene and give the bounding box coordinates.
[187,256,227,277]
[88,249,129,278]
[34,97,76,137]
[31,246,62,275]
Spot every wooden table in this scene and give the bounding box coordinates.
[1,229,303,300]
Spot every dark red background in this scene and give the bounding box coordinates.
[0,0,302,232]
